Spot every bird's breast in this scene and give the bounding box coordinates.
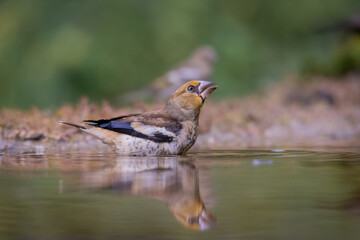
[112,120,198,156]
[175,120,198,153]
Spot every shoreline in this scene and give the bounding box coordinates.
[1,76,359,153]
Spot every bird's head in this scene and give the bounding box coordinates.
[165,80,217,121]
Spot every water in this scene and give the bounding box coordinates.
[1,149,360,240]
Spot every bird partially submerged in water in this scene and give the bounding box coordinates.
[60,80,217,155]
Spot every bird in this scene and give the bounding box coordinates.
[122,46,217,102]
[59,80,217,156]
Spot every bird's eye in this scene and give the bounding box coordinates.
[187,85,195,92]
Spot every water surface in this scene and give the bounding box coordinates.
[1,149,360,240]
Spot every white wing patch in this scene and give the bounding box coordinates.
[131,122,176,141]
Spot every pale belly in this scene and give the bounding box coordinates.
[113,130,197,156]
[84,121,198,156]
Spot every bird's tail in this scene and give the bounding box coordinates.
[59,121,113,144]
[59,121,87,129]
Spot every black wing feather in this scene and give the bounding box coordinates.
[84,113,140,125]
[84,119,173,143]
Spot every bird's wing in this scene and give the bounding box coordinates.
[84,113,182,143]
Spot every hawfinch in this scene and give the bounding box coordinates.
[60,80,217,155]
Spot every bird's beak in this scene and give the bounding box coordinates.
[199,209,217,231]
[198,81,217,101]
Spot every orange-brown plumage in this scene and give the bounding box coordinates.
[60,80,217,155]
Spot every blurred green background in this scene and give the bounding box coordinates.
[0,0,359,109]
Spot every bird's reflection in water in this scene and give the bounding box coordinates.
[82,157,216,231]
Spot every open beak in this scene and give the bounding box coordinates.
[198,81,217,101]
[199,208,217,231]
